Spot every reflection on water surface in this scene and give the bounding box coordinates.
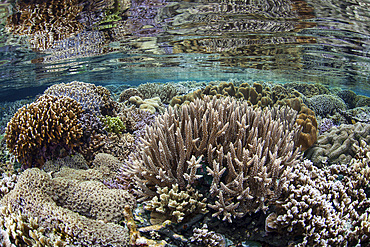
[0,0,369,100]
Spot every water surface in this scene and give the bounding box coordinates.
[0,0,369,101]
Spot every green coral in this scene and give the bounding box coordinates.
[102,116,126,135]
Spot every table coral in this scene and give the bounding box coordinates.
[5,94,83,168]
[122,96,302,223]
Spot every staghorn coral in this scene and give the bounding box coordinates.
[123,96,302,222]
[0,167,135,246]
[266,141,370,246]
[305,122,370,166]
[169,81,318,151]
[5,94,83,168]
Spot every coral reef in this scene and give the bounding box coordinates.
[5,94,83,168]
[144,183,207,223]
[355,95,370,108]
[92,153,125,179]
[336,89,358,109]
[318,118,336,134]
[0,167,135,246]
[304,94,347,116]
[129,96,164,113]
[267,141,370,246]
[295,106,318,151]
[137,82,178,104]
[102,116,126,135]
[42,153,89,173]
[283,82,330,97]
[0,205,66,247]
[306,122,370,166]
[123,96,302,223]
[99,133,136,161]
[0,173,17,198]
[190,224,226,247]
[44,81,110,115]
[119,88,143,103]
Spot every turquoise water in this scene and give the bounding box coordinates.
[0,0,369,101]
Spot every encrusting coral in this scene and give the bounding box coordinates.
[0,165,136,246]
[129,95,165,113]
[122,96,302,223]
[306,122,370,166]
[5,94,83,168]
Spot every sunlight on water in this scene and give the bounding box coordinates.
[0,0,368,100]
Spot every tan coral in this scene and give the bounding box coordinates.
[129,96,164,113]
[0,168,135,246]
[0,205,66,247]
[5,94,83,168]
[123,96,302,222]
[144,183,207,223]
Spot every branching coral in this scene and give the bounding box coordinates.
[5,94,83,168]
[144,183,207,223]
[266,140,370,246]
[123,96,302,222]
[0,206,66,247]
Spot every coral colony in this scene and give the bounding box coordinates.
[0,80,370,246]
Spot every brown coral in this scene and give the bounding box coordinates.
[295,106,318,151]
[5,94,83,168]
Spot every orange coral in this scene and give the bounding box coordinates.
[296,106,318,151]
[5,95,83,168]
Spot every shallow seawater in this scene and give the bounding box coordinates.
[0,0,368,102]
[0,0,369,247]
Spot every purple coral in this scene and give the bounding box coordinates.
[318,118,336,134]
